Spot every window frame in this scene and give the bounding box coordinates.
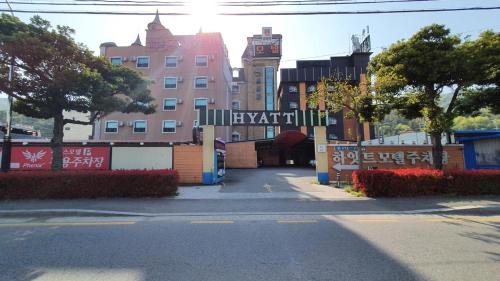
[162,120,176,134]
[231,83,240,93]
[231,131,241,142]
[136,56,150,68]
[164,76,178,89]
[133,120,147,134]
[288,85,298,93]
[165,56,178,68]
[163,98,177,111]
[195,55,208,67]
[193,98,208,111]
[232,100,240,110]
[194,76,208,89]
[289,101,298,109]
[104,120,119,134]
[110,57,122,65]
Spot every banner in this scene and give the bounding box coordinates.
[10,146,110,170]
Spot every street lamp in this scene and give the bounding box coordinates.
[1,0,15,172]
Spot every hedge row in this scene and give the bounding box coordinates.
[0,169,179,200]
[352,169,500,197]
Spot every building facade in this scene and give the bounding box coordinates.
[93,13,232,142]
[230,27,282,141]
[277,51,373,141]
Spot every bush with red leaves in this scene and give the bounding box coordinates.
[0,169,179,200]
[352,169,500,197]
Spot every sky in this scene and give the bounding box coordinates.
[1,0,499,69]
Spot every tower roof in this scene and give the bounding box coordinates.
[147,10,165,30]
[131,34,142,46]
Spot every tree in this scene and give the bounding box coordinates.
[0,14,155,170]
[309,76,377,168]
[370,25,499,169]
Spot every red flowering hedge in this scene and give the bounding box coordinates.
[0,169,179,200]
[352,169,500,197]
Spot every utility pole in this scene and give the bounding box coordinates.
[1,0,15,172]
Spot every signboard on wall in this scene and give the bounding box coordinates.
[198,109,338,127]
[10,146,110,170]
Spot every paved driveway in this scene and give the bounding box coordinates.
[222,167,321,193]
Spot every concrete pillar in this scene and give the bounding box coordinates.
[314,126,329,185]
[202,125,215,184]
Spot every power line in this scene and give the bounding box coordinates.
[1,6,499,15]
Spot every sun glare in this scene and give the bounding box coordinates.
[188,0,219,30]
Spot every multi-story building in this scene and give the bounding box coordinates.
[93,12,232,142]
[231,27,282,141]
[277,51,373,141]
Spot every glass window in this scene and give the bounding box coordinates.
[162,120,176,133]
[307,85,316,93]
[288,85,298,93]
[256,77,261,84]
[164,77,177,89]
[105,121,118,133]
[232,83,239,93]
[136,56,149,68]
[266,126,274,139]
[265,66,274,111]
[195,77,208,89]
[133,120,147,133]
[328,133,338,140]
[328,117,337,125]
[195,55,208,67]
[165,56,177,67]
[194,98,208,110]
[163,98,177,111]
[289,102,298,109]
[232,132,240,142]
[110,57,122,65]
[232,101,240,110]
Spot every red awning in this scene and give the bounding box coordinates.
[274,130,308,149]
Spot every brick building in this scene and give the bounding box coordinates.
[230,27,282,141]
[277,51,373,141]
[93,12,232,142]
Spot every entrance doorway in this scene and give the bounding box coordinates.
[256,131,315,167]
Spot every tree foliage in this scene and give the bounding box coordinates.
[369,24,499,169]
[0,14,156,170]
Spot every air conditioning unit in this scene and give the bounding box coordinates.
[178,76,184,83]
[176,121,183,127]
[210,76,215,82]
[178,55,183,61]
[118,121,124,127]
[130,56,137,62]
[127,121,134,127]
[209,98,216,104]
[209,54,215,61]
[177,98,183,104]
[122,57,128,62]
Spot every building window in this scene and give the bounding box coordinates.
[133,120,147,133]
[136,56,149,68]
[289,102,298,109]
[328,117,337,125]
[306,85,316,93]
[288,85,298,93]
[105,121,119,133]
[194,76,208,89]
[231,83,239,93]
[232,100,240,110]
[194,98,208,111]
[328,133,338,140]
[195,55,208,67]
[265,66,274,111]
[231,132,240,142]
[162,120,176,133]
[256,77,261,84]
[110,57,122,65]
[163,98,177,111]
[164,77,177,89]
[266,126,274,139]
[165,56,177,68]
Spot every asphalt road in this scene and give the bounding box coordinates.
[1,213,499,281]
